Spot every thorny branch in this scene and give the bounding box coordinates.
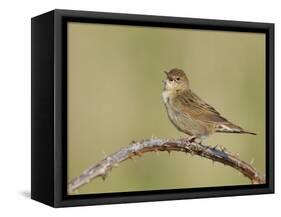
[68,138,265,193]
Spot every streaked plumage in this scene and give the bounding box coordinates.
[162,68,256,139]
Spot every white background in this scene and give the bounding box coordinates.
[0,0,279,216]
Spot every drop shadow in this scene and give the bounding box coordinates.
[19,190,31,199]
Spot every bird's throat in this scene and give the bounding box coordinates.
[162,90,178,105]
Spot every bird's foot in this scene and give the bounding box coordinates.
[185,136,200,143]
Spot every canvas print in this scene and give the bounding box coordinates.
[67,22,266,195]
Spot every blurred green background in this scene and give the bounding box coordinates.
[67,22,265,195]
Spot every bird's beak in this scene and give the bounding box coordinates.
[164,70,173,81]
[164,70,170,80]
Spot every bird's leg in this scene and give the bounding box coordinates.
[183,136,206,155]
[183,136,199,155]
[185,136,198,143]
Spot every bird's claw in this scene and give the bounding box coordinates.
[185,136,198,143]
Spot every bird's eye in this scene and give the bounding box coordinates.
[176,77,180,81]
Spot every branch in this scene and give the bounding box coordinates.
[68,138,265,193]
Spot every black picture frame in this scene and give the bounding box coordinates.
[31,9,274,207]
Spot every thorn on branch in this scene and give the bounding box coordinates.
[101,173,107,181]
[134,151,143,157]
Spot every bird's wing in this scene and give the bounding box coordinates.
[174,90,227,123]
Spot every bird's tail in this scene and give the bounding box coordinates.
[216,122,256,135]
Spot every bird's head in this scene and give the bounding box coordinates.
[163,68,189,92]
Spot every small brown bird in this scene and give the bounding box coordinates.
[162,68,256,140]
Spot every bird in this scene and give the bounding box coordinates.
[162,68,256,141]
